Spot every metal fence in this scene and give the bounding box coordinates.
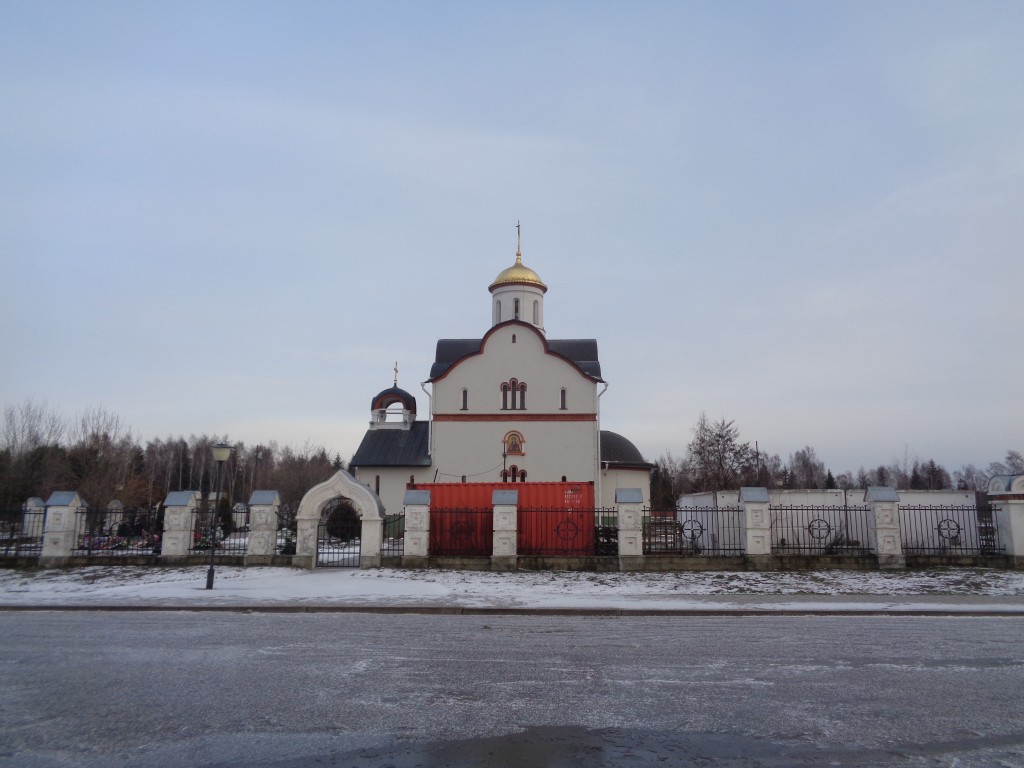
[188,510,248,556]
[72,507,162,557]
[517,508,618,556]
[644,507,745,556]
[0,506,45,559]
[381,513,405,557]
[899,505,1002,555]
[770,505,873,555]
[429,508,493,557]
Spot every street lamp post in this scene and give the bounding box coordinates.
[206,443,233,590]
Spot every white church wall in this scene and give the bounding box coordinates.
[600,468,651,509]
[431,325,598,415]
[353,466,423,517]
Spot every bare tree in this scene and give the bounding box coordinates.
[789,446,826,489]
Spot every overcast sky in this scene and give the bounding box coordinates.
[2,1,1021,476]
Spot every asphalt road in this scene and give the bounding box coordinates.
[1,612,1022,767]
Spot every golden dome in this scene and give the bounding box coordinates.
[489,252,548,293]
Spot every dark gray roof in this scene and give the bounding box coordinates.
[46,491,81,507]
[600,431,650,467]
[429,335,602,381]
[249,490,281,506]
[164,491,199,507]
[350,421,431,468]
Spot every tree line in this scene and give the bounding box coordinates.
[5,400,1021,514]
[0,400,345,511]
[650,413,1024,509]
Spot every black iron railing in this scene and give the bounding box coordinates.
[899,505,1002,555]
[0,507,45,559]
[188,510,247,556]
[73,507,162,557]
[644,507,745,555]
[429,508,493,557]
[381,513,405,557]
[517,508,618,556]
[770,505,873,555]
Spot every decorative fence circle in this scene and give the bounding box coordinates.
[936,518,962,540]
[681,519,704,540]
[555,519,580,541]
[807,518,832,540]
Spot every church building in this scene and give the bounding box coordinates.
[350,233,651,515]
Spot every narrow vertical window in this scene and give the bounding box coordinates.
[461,388,468,410]
[519,470,527,482]
[533,300,539,325]
[375,475,380,494]
[494,301,501,324]
[509,378,518,410]
[513,298,520,319]
[560,388,567,410]
[501,470,509,482]
[519,383,527,409]
[501,383,509,410]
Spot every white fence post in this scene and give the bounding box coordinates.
[40,491,85,567]
[244,490,281,565]
[740,487,772,568]
[492,489,518,571]
[616,488,645,571]
[990,474,1024,569]
[865,486,905,568]
[402,489,431,567]
[160,491,199,561]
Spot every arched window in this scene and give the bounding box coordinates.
[461,389,468,411]
[494,300,501,324]
[533,300,539,325]
[375,475,380,494]
[500,378,527,410]
[519,470,527,482]
[513,299,520,319]
[560,388,567,410]
[508,465,519,482]
[501,469,509,482]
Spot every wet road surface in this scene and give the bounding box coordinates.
[1,612,1022,767]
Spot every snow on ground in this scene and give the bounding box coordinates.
[2,566,1024,611]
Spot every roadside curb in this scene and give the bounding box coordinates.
[2,604,1024,617]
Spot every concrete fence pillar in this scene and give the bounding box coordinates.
[865,486,905,568]
[616,488,645,571]
[989,474,1024,569]
[159,491,199,561]
[492,490,518,571]
[740,487,772,568]
[360,515,383,569]
[402,490,431,567]
[244,490,282,565]
[40,491,85,566]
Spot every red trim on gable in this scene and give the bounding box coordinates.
[434,413,596,422]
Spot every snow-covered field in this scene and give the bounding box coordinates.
[2,566,1023,612]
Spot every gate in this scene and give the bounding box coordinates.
[317,497,362,567]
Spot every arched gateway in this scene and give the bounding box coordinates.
[293,469,385,568]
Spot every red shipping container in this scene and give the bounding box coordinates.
[410,481,594,510]
[410,482,597,557]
